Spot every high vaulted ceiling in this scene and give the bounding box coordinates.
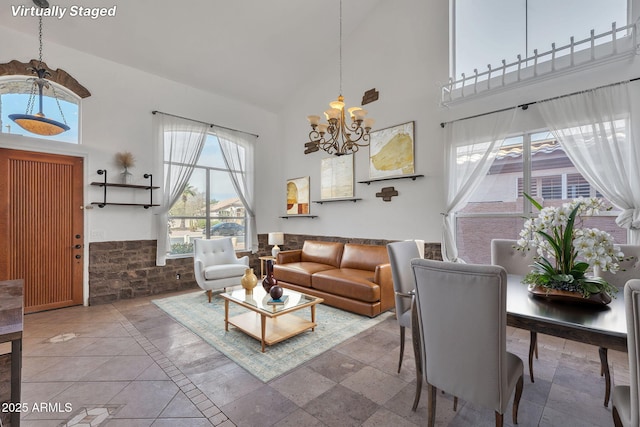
[0,0,383,112]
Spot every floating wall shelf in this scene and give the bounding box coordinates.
[358,174,424,185]
[312,198,362,204]
[279,215,318,219]
[91,169,159,208]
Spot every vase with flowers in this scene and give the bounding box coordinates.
[516,194,623,305]
[115,151,135,184]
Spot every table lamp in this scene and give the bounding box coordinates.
[268,232,284,258]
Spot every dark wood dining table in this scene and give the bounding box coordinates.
[410,274,627,411]
[505,274,626,407]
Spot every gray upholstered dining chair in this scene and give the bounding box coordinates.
[411,258,524,426]
[597,244,640,402]
[491,238,540,382]
[387,241,421,373]
[612,279,640,427]
[596,244,640,288]
[193,238,249,302]
[491,239,536,276]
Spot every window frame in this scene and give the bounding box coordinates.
[165,133,248,257]
[454,129,624,263]
[449,0,631,85]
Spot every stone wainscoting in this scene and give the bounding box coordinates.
[88,235,441,305]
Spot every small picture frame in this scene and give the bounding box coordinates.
[368,121,415,180]
[320,154,354,200]
[286,176,310,215]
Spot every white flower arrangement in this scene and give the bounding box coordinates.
[517,195,622,298]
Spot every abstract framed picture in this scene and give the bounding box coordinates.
[368,121,415,180]
[320,154,354,200]
[286,176,310,215]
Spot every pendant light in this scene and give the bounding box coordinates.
[9,3,70,136]
[304,0,374,156]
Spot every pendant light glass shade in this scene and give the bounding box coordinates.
[9,113,70,136]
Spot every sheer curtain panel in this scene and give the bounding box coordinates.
[538,82,640,244]
[153,113,208,265]
[214,126,258,253]
[442,109,516,262]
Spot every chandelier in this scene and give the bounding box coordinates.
[9,3,70,136]
[304,0,374,156]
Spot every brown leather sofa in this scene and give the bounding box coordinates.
[274,240,394,317]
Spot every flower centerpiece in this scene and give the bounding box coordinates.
[516,194,622,304]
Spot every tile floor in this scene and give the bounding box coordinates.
[9,289,630,426]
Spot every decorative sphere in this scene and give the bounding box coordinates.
[270,284,283,300]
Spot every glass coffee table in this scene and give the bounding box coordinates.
[221,286,323,352]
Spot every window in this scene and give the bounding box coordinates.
[0,78,79,144]
[166,134,246,254]
[452,0,628,81]
[456,130,624,264]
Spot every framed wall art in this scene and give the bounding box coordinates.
[286,176,310,215]
[320,154,354,200]
[368,121,415,180]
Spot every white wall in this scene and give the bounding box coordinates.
[3,0,640,248]
[274,0,640,243]
[0,24,278,244]
[274,0,450,243]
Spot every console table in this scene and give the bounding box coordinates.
[0,279,23,427]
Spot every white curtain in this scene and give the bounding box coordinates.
[442,109,516,262]
[537,82,640,244]
[153,114,208,266]
[214,126,258,253]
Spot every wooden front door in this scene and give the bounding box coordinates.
[0,149,84,313]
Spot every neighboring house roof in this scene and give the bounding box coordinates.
[496,138,562,160]
[211,198,243,212]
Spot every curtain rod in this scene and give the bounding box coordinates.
[440,76,640,128]
[152,110,259,138]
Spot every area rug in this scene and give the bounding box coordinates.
[152,291,393,382]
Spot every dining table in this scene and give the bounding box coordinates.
[505,274,627,407]
[410,274,627,410]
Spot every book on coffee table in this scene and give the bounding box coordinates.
[266,295,289,305]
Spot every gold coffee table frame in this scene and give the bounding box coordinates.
[221,286,323,352]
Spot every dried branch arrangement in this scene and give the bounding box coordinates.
[115,151,135,169]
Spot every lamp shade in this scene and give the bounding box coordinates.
[268,232,284,246]
[269,232,284,258]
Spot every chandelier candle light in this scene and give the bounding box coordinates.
[9,5,70,136]
[304,0,374,156]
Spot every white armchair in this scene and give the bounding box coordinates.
[193,238,249,302]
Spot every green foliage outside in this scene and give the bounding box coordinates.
[171,242,194,254]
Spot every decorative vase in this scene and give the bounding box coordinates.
[241,268,258,294]
[262,259,277,292]
[120,168,132,184]
[527,284,612,306]
[270,284,283,300]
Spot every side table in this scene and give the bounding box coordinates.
[258,256,275,278]
[0,279,23,427]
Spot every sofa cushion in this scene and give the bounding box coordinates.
[273,262,335,288]
[203,264,248,280]
[312,268,380,303]
[301,241,344,268]
[340,243,389,271]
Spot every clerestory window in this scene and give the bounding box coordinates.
[451,0,628,85]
